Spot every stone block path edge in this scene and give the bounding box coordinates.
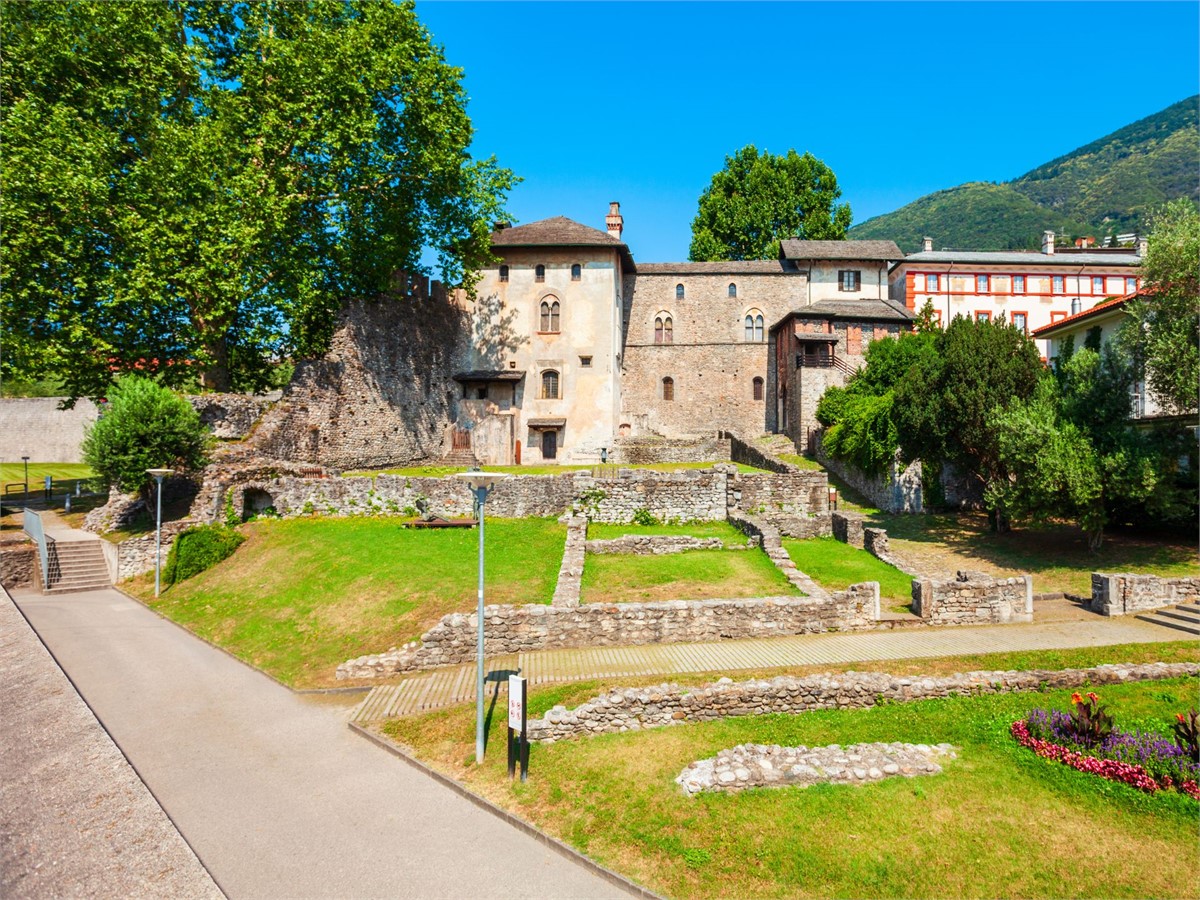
[352,614,1186,722]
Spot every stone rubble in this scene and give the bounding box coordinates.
[677,741,956,794]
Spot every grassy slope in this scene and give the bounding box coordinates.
[383,673,1200,899]
[784,536,913,603]
[137,517,565,688]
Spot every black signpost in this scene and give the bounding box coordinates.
[507,674,529,782]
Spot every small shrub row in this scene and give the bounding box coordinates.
[1015,692,1200,798]
[163,525,245,586]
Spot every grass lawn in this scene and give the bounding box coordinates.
[581,546,799,603]
[776,452,824,471]
[381,670,1199,899]
[0,462,93,487]
[348,461,766,477]
[586,520,749,543]
[873,511,1198,597]
[132,516,566,688]
[784,536,914,606]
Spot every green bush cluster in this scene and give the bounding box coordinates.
[163,525,245,587]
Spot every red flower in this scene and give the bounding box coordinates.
[1071,692,1084,705]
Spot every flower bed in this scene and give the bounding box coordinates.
[1014,692,1199,799]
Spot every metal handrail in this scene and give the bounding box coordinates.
[22,507,52,590]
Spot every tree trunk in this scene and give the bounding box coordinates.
[987,507,1012,533]
[200,336,231,392]
[1086,528,1105,554]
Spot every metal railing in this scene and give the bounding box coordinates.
[22,507,52,591]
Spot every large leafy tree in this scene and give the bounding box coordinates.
[893,315,1043,531]
[1120,198,1200,413]
[689,146,852,261]
[2,0,515,400]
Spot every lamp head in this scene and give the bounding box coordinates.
[147,468,173,480]
[453,468,510,493]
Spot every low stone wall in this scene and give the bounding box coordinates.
[727,513,831,599]
[190,393,279,440]
[812,431,923,514]
[113,525,188,580]
[1091,573,1200,616]
[832,511,865,548]
[912,570,1032,625]
[552,517,587,608]
[586,468,730,523]
[336,585,880,680]
[723,432,794,475]
[611,435,731,465]
[585,535,732,555]
[526,662,1200,742]
[1,544,36,589]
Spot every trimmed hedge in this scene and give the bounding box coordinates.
[163,525,245,586]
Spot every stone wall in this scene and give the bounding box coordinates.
[832,511,865,548]
[1090,573,1200,616]
[526,662,1200,742]
[912,570,1033,625]
[585,535,729,555]
[611,436,731,465]
[112,524,189,580]
[729,470,830,536]
[190,393,279,440]
[723,432,793,474]
[726,513,830,599]
[0,398,100,464]
[552,516,587,608]
[336,584,880,680]
[247,280,469,470]
[812,431,924,514]
[1,544,36,589]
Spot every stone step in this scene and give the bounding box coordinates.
[1134,611,1200,636]
[1156,608,1200,625]
[44,580,111,595]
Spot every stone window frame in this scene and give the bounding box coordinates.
[541,369,561,400]
[675,283,685,300]
[752,376,764,401]
[743,308,765,342]
[571,263,582,281]
[536,264,546,283]
[654,311,674,344]
[662,376,675,401]
[499,264,509,282]
[539,296,561,332]
[838,269,861,292]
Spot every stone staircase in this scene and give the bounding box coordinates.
[39,539,111,594]
[441,448,479,467]
[753,433,802,458]
[1135,602,1200,636]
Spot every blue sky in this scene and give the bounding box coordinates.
[416,1,1200,262]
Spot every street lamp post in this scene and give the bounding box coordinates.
[21,456,29,499]
[147,468,173,597]
[454,468,509,764]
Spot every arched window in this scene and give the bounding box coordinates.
[728,283,737,298]
[654,314,673,344]
[540,299,560,332]
[662,377,674,401]
[753,377,764,401]
[675,283,685,300]
[571,263,581,281]
[499,264,509,282]
[541,370,560,399]
[535,264,546,282]
[744,311,764,342]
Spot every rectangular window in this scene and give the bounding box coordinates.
[1092,276,1104,294]
[976,274,989,293]
[1011,312,1027,334]
[1125,276,1138,293]
[579,356,592,367]
[1052,275,1065,293]
[839,270,861,292]
[925,273,939,292]
[975,311,991,323]
[1050,311,1067,324]
[1013,275,1026,294]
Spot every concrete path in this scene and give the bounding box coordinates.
[10,587,627,900]
[354,605,1187,721]
[1,591,221,899]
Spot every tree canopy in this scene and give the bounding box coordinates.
[688,146,852,261]
[2,0,516,400]
[1119,198,1200,413]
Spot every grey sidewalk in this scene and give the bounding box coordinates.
[9,587,627,900]
[1,590,221,899]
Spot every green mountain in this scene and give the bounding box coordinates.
[850,96,1199,253]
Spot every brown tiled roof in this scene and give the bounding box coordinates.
[780,240,903,261]
[491,216,624,248]
[636,260,794,275]
[1029,288,1146,338]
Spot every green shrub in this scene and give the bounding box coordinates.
[631,508,658,526]
[163,525,245,586]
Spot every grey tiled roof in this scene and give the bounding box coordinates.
[781,240,902,261]
[901,250,1142,267]
[491,217,625,247]
[794,297,914,321]
[636,260,794,275]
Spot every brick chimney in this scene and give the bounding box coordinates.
[1042,230,1055,255]
[606,201,623,240]
[922,236,933,253]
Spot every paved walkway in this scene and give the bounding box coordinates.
[10,587,627,899]
[353,607,1186,721]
